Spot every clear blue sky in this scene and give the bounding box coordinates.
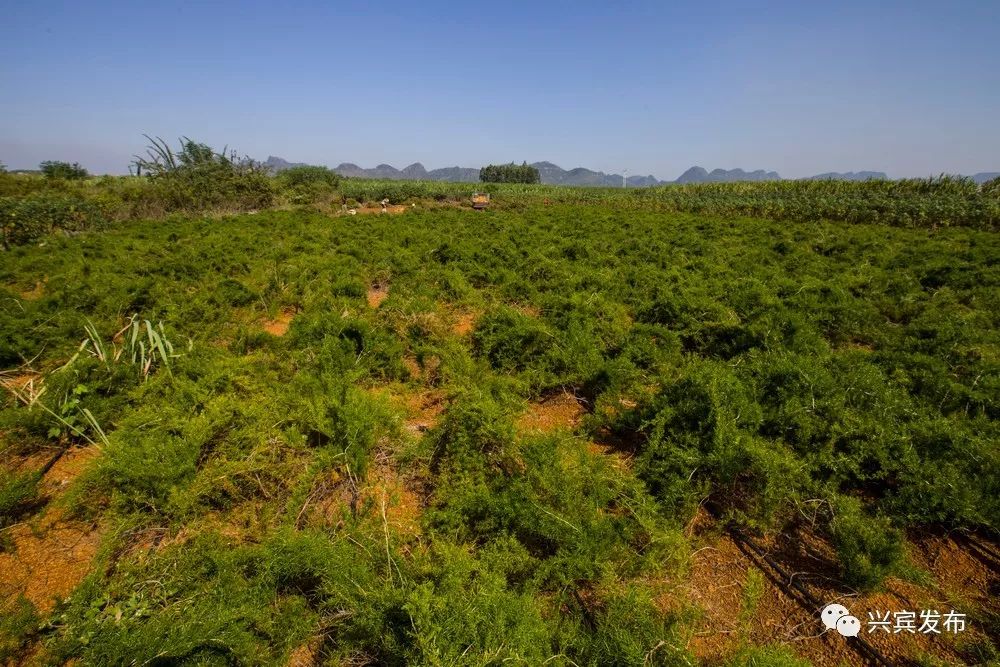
[2,0,998,179]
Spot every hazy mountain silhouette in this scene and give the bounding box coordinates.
[676,166,781,183]
[264,157,995,187]
[802,171,887,181]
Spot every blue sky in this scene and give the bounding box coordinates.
[1,0,998,178]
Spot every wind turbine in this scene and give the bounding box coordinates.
[622,169,628,188]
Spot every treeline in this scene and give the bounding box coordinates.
[479,162,541,184]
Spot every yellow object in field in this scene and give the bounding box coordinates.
[472,192,490,209]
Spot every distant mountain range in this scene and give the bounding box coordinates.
[675,166,782,183]
[265,156,480,183]
[802,171,888,181]
[263,156,996,187]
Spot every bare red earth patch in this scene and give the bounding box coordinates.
[0,444,102,616]
[359,451,422,539]
[402,391,446,434]
[517,391,585,433]
[262,308,296,336]
[452,312,477,336]
[0,510,102,614]
[367,284,389,309]
[20,280,46,301]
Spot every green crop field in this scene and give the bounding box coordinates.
[1,166,999,665]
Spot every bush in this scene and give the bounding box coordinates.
[0,192,106,248]
[402,544,552,664]
[276,165,340,189]
[635,361,764,515]
[829,496,907,590]
[473,306,554,374]
[587,586,688,666]
[132,136,274,212]
[276,165,340,205]
[40,160,89,180]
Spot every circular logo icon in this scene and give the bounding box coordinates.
[821,603,850,630]
[837,615,861,637]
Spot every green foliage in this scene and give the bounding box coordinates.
[0,191,105,247]
[427,394,687,589]
[402,543,553,664]
[828,496,908,590]
[275,165,342,206]
[40,160,89,180]
[0,596,39,663]
[585,585,689,666]
[723,645,812,667]
[480,162,542,184]
[983,175,1000,197]
[0,194,997,663]
[473,306,553,374]
[632,360,802,524]
[3,156,998,232]
[290,311,408,381]
[70,316,179,380]
[341,176,1000,229]
[0,469,40,529]
[49,532,320,665]
[275,165,340,188]
[130,135,274,212]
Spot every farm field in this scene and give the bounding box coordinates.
[1,191,999,665]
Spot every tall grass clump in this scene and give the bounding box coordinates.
[130,135,274,213]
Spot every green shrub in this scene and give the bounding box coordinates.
[587,586,688,666]
[0,469,41,529]
[402,543,552,664]
[290,312,407,381]
[635,361,769,518]
[276,165,340,189]
[0,596,39,663]
[214,278,258,307]
[828,496,907,590]
[276,166,341,206]
[427,395,686,587]
[473,306,554,373]
[132,136,275,212]
[0,192,106,248]
[427,391,518,473]
[40,160,89,180]
[49,532,320,665]
[90,416,202,513]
